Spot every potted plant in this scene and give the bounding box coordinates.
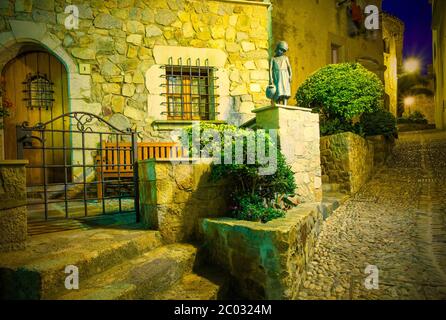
[0,76,12,129]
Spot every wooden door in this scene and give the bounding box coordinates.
[2,51,71,186]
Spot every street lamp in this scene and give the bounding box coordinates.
[404,96,415,106]
[403,57,421,74]
[404,96,415,115]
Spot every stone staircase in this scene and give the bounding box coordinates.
[318,183,350,220]
[0,226,228,300]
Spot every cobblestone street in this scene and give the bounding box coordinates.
[298,130,446,300]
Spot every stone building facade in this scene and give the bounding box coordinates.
[431,0,446,129]
[271,0,385,103]
[403,93,435,124]
[382,13,404,117]
[0,0,271,164]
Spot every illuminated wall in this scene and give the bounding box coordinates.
[271,0,385,104]
[432,0,446,129]
[382,13,404,117]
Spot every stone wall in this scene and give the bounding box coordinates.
[199,203,322,300]
[320,132,374,195]
[0,0,271,146]
[254,105,322,203]
[382,13,404,117]
[366,135,395,167]
[403,94,436,124]
[0,160,28,252]
[432,0,446,130]
[138,159,230,243]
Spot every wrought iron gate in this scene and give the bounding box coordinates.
[16,112,140,222]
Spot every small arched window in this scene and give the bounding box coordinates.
[22,72,54,110]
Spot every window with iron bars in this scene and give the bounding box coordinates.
[161,57,219,120]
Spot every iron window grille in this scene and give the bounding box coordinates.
[161,57,219,120]
[22,72,55,110]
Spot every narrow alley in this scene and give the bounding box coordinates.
[298,130,446,300]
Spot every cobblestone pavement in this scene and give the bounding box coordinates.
[297,130,446,300]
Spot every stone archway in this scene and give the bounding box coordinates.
[0,19,92,160]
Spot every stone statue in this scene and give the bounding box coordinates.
[268,41,292,105]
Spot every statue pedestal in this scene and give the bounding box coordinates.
[253,105,322,202]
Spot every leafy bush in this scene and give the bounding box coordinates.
[398,111,428,124]
[408,111,428,124]
[182,123,297,223]
[320,118,364,137]
[296,63,384,121]
[360,109,398,138]
[233,194,285,223]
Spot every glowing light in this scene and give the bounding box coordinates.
[403,58,421,74]
[404,96,415,106]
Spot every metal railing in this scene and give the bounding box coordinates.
[16,112,140,222]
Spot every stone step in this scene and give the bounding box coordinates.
[318,192,350,220]
[0,226,163,299]
[152,267,229,300]
[55,244,198,300]
[153,274,221,300]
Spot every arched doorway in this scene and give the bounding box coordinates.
[2,45,71,186]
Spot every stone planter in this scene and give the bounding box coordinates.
[138,159,230,243]
[199,203,322,300]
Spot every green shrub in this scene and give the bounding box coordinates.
[408,111,428,124]
[398,111,428,124]
[296,63,384,121]
[360,109,398,138]
[233,194,285,223]
[182,123,297,223]
[320,118,364,137]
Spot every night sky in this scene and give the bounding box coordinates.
[382,0,433,74]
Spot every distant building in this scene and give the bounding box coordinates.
[382,13,404,117]
[431,0,446,129]
[271,0,386,100]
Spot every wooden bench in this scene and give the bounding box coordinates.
[95,141,186,199]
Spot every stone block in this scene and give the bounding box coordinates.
[122,83,136,97]
[94,14,122,29]
[0,207,27,252]
[126,34,143,46]
[124,106,145,120]
[15,0,32,13]
[70,99,101,116]
[0,160,28,252]
[126,20,145,34]
[155,9,177,26]
[71,48,96,60]
[241,41,255,52]
[111,95,126,113]
[10,19,46,41]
